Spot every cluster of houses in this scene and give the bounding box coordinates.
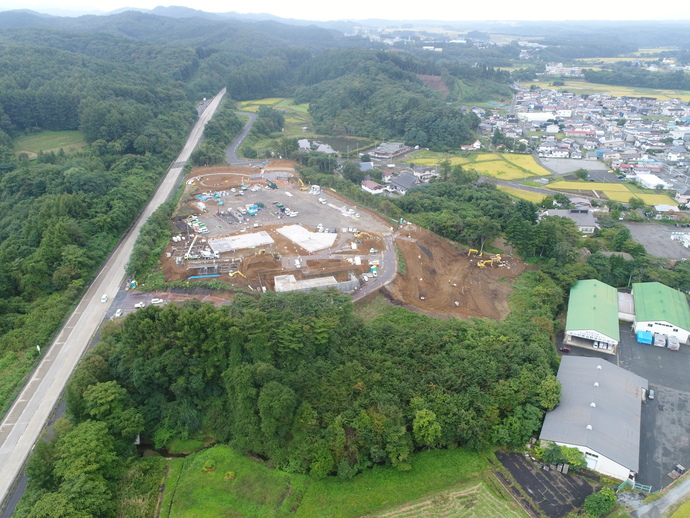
[478,86,690,189]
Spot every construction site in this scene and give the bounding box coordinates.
[156,161,528,319]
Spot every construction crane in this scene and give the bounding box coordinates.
[298,178,308,191]
[467,249,482,257]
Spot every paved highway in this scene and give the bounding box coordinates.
[0,88,226,511]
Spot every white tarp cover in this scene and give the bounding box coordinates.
[276,224,337,253]
[274,274,338,292]
[208,231,274,253]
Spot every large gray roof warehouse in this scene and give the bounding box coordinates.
[540,357,647,480]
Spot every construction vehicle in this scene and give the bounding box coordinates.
[229,271,246,278]
[354,231,373,238]
[241,178,248,191]
[477,260,488,268]
[298,178,308,191]
[266,179,277,189]
[468,249,482,257]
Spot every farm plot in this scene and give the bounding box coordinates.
[496,451,597,518]
[501,154,552,176]
[406,155,469,167]
[549,181,676,204]
[471,160,534,181]
[474,153,502,162]
[372,482,527,518]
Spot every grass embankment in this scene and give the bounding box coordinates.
[162,446,524,518]
[14,130,86,157]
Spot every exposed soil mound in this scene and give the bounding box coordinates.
[388,226,525,320]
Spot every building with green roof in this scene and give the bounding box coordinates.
[632,282,690,344]
[565,279,620,354]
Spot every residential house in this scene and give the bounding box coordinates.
[389,172,418,195]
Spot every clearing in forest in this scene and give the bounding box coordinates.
[14,130,86,158]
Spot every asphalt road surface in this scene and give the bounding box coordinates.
[226,111,258,164]
[0,89,226,512]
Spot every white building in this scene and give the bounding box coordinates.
[540,357,647,481]
[632,282,690,344]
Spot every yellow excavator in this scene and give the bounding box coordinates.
[229,271,246,278]
[298,178,308,191]
[354,231,373,238]
[468,249,482,257]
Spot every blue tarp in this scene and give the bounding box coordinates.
[637,330,653,344]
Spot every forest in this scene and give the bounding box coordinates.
[15,279,563,516]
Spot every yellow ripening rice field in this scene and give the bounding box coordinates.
[472,160,534,180]
[410,157,470,166]
[550,181,677,204]
[501,154,552,176]
[497,185,546,204]
[474,153,502,162]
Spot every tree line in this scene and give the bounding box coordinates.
[16,279,563,516]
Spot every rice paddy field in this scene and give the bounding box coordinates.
[549,180,677,205]
[471,160,533,181]
[238,98,311,125]
[525,81,690,102]
[497,185,546,204]
[501,154,552,176]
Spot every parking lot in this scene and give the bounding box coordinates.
[623,222,690,261]
[562,323,690,490]
[188,184,391,239]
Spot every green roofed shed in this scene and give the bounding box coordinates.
[565,280,620,351]
[633,282,690,344]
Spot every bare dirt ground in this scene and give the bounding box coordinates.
[157,161,530,320]
[417,74,450,99]
[386,226,526,320]
[496,451,598,518]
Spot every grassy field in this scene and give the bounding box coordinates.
[525,80,690,102]
[548,180,677,205]
[166,445,309,518]
[371,481,526,518]
[162,445,519,518]
[14,130,86,157]
[673,498,690,517]
[497,185,547,204]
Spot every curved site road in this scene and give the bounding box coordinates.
[225,111,258,164]
[0,89,226,511]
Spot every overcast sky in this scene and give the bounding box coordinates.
[4,0,690,21]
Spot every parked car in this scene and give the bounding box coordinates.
[134,302,145,309]
[648,389,655,400]
[151,298,164,305]
[114,309,123,318]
